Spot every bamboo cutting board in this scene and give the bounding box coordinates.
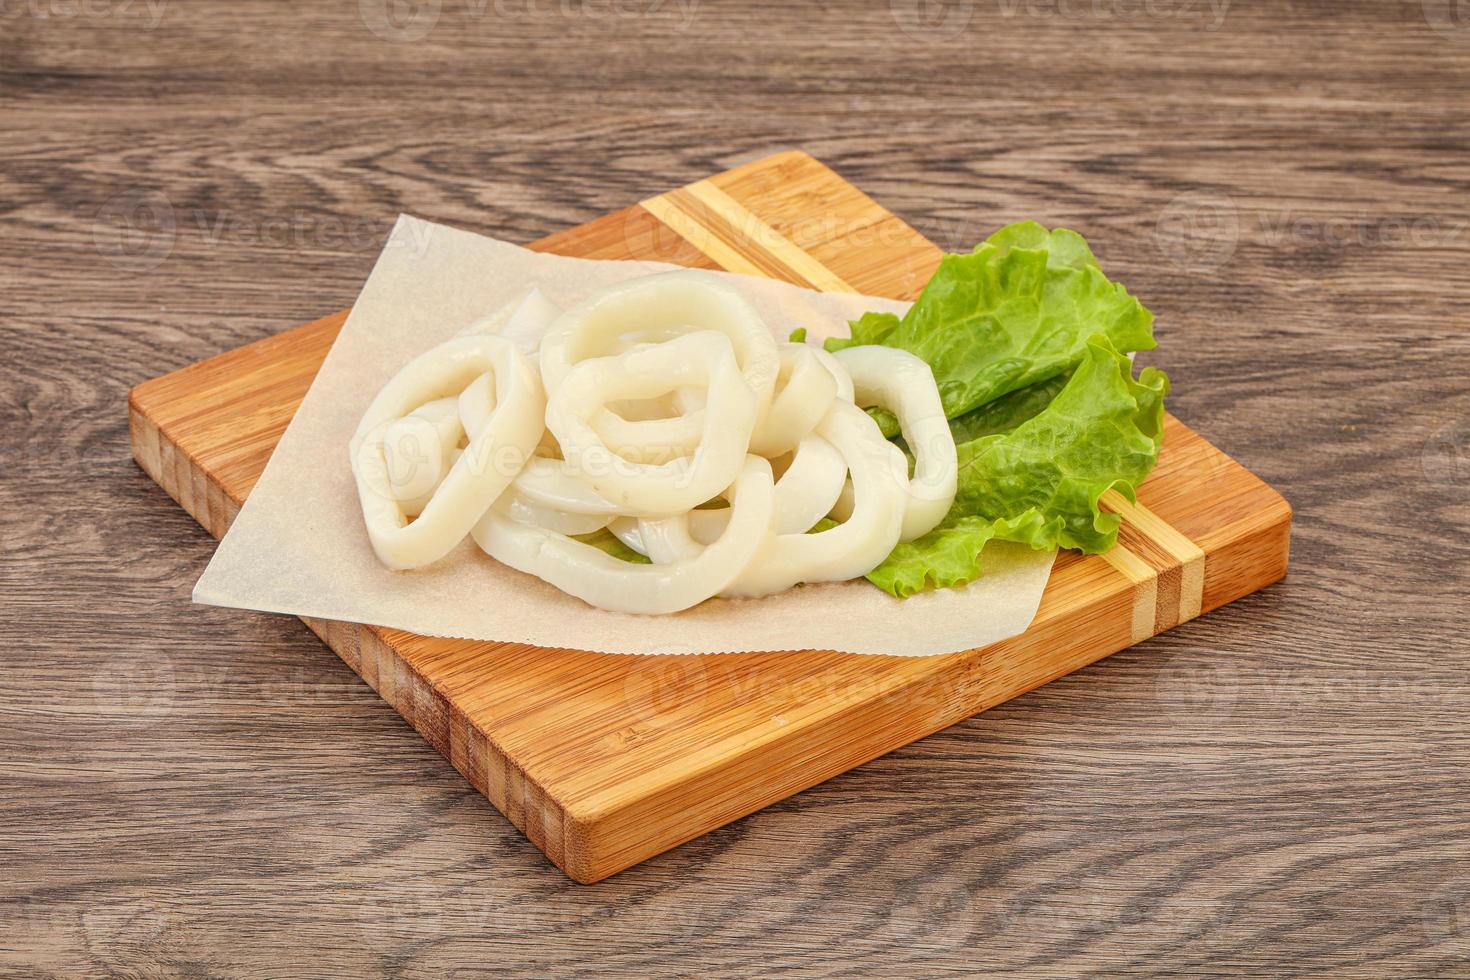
[129,151,1292,884]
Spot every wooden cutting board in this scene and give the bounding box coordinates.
[129,150,1292,884]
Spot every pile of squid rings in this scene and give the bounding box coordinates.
[350,271,958,614]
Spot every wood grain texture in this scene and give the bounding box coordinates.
[3,0,1469,975]
[126,150,1290,884]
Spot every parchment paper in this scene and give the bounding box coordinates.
[192,216,1056,656]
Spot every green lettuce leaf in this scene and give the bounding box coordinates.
[867,335,1168,597]
[939,372,1070,446]
[570,528,650,564]
[826,221,1155,421]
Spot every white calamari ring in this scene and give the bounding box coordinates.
[629,515,704,564]
[457,373,496,441]
[501,494,611,536]
[351,335,546,570]
[539,271,778,458]
[539,270,778,397]
[720,401,908,598]
[608,386,707,465]
[747,344,840,457]
[380,396,465,517]
[472,456,777,614]
[545,330,757,515]
[833,345,957,541]
[810,346,856,403]
[688,434,846,542]
[511,456,636,517]
[607,341,836,464]
[606,516,650,557]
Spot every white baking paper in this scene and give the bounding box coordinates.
[192,216,1056,656]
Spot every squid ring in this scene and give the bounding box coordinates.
[810,346,856,403]
[720,401,909,598]
[539,271,779,457]
[680,433,847,545]
[472,456,777,614]
[351,335,546,570]
[833,345,957,541]
[651,343,838,463]
[378,396,465,517]
[609,436,846,558]
[613,514,704,564]
[545,331,757,515]
[747,344,840,457]
[500,494,611,537]
[509,456,637,517]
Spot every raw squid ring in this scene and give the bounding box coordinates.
[510,456,638,516]
[810,346,856,403]
[378,396,465,517]
[612,514,704,564]
[500,494,611,536]
[608,437,840,559]
[606,516,650,556]
[592,371,706,465]
[833,345,957,541]
[539,270,779,397]
[720,400,909,598]
[457,372,496,441]
[464,341,635,522]
[545,330,757,515]
[633,343,838,463]
[351,335,546,570]
[746,344,840,457]
[471,456,777,614]
[676,434,847,546]
[539,270,779,454]
[615,384,708,464]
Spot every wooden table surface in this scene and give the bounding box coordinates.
[3,2,1468,976]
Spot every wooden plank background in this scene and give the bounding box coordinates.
[3,1,1468,975]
